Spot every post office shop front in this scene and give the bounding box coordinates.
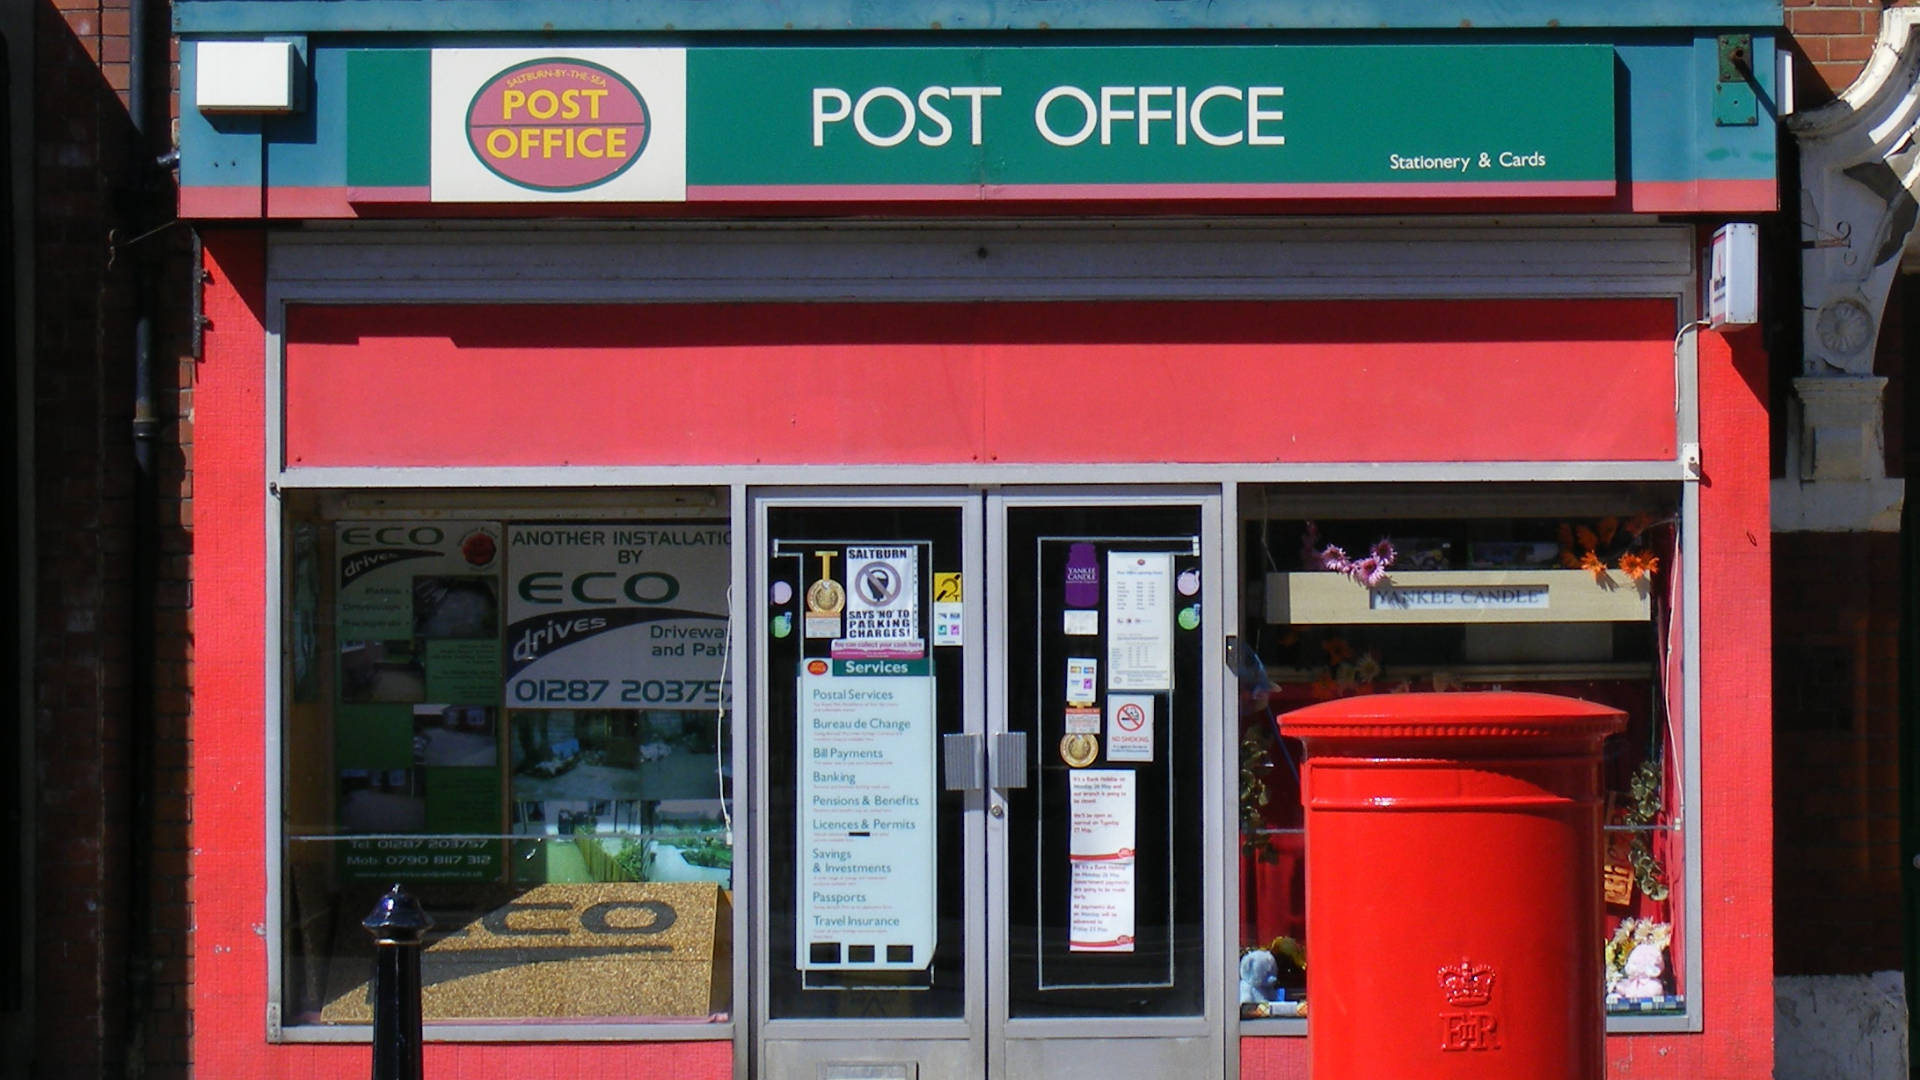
[180,5,1779,1078]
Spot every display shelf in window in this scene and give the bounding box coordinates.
[1265,569,1653,626]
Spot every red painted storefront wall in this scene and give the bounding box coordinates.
[198,231,1768,1077]
[282,298,1679,468]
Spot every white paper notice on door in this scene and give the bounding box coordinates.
[1068,769,1136,953]
[1106,552,1172,691]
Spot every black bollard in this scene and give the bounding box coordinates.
[364,883,434,1080]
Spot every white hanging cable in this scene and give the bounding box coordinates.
[1673,319,1709,432]
[1672,318,1709,356]
[715,586,736,848]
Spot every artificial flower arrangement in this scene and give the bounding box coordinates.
[1620,759,1671,901]
[1239,725,1278,860]
[1559,514,1662,584]
[1308,635,1383,700]
[1301,522,1398,587]
[1300,515,1667,587]
[1267,625,1462,704]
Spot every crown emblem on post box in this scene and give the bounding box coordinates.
[1437,960,1497,1007]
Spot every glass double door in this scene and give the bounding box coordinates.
[755,491,1223,1080]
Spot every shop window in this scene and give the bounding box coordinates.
[278,491,735,1030]
[1236,484,1687,1025]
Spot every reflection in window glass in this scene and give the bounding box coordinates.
[281,497,734,1027]
[1237,490,1686,1021]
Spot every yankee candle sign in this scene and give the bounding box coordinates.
[425,43,1614,203]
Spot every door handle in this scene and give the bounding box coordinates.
[943,733,983,793]
[991,732,1029,790]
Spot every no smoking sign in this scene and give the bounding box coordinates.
[1107,694,1154,762]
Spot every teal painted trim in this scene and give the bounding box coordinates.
[175,0,1782,35]
[178,40,267,192]
[260,42,351,190]
[346,50,429,186]
[1616,33,1778,184]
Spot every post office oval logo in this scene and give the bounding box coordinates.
[466,58,651,192]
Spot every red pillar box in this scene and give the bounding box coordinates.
[1278,692,1624,1080]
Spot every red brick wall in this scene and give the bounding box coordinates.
[1773,532,1905,975]
[1783,0,1913,110]
[33,0,191,1076]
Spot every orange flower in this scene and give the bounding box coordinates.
[1322,637,1354,665]
[1575,525,1600,553]
[1310,677,1342,700]
[1556,523,1579,566]
[1623,513,1653,537]
[1619,552,1660,581]
[1596,516,1619,545]
[1580,550,1608,581]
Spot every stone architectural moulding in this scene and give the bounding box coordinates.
[1786,8,1919,530]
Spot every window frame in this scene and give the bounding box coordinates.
[1226,481,1702,1037]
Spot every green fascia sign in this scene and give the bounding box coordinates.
[368,42,1616,202]
[685,45,1614,198]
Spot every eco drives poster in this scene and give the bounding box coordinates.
[332,520,732,883]
[504,522,731,707]
[502,523,732,884]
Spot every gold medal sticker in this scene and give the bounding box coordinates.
[805,578,846,616]
[806,551,845,615]
[1060,733,1099,768]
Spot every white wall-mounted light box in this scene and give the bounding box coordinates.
[196,40,299,113]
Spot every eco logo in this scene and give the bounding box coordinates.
[465,58,650,192]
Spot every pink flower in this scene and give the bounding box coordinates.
[1350,556,1391,587]
[1371,539,1397,567]
[1317,544,1351,573]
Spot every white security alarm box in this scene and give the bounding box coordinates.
[196,41,298,113]
[1706,222,1759,329]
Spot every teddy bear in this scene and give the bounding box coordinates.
[1239,949,1280,1005]
[1610,942,1666,999]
